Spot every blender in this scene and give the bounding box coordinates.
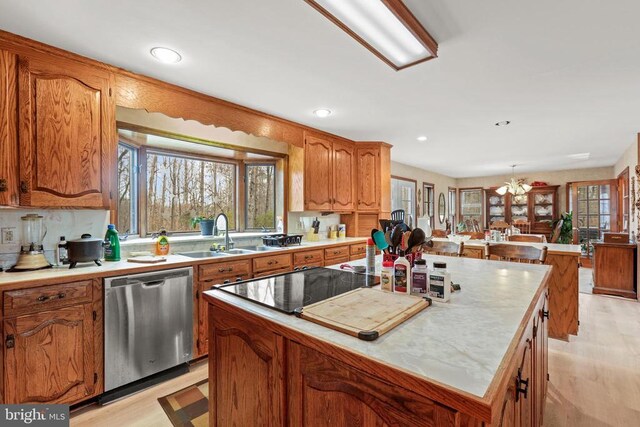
[12,214,51,271]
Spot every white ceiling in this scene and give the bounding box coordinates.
[1,0,639,178]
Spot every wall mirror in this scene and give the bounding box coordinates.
[438,192,446,224]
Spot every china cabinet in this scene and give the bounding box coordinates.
[485,186,559,234]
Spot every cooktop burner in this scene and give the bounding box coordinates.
[214,267,379,314]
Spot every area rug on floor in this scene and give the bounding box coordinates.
[158,379,209,427]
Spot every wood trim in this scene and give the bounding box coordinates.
[617,166,630,233]
[305,0,437,71]
[0,49,19,206]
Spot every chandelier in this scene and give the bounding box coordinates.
[496,165,532,196]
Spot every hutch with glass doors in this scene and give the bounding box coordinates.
[485,185,559,234]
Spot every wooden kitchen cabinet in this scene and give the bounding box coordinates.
[304,135,333,210]
[349,242,366,260]
[592,241,637,299]
[17,55,114,208]
[253,253,292,276]
[356,145,381,211]
[332,141,356,211]
[0,49,19,206]
[2,279,102,404]
[293,249,324,269]
[209,305,284,426]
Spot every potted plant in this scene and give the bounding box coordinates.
[551,212,573,244]
[191,215,216,236]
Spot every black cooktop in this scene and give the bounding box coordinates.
[214,267,379,314]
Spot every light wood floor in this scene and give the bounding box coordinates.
[71,293,639,427]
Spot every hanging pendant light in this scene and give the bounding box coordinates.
[496,165,532,196]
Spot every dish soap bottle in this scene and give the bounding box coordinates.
[104,225,121,261]
[393,251,411,294]
[156,230,170,256]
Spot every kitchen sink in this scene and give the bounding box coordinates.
[236,245,284,252]
[225,248,257,255]
[177,251,231,259]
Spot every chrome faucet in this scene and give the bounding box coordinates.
[215,213,233,251]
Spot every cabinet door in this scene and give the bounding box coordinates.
[534,294,549,425]
[516,337,534,426]
[288,342,457,426]
[210,306,284,426]
[4,304,96,404]
[304,136,333,210]
[356,147,380,211]
[332,141,355,211]
[0,50,19,206]
[18,56,114,208]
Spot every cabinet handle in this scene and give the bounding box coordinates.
[267,260,279,265]
[218,267,233,273]
[542,309,550,319]
[516,369,529,401]
[5,334,14,349]
[37,295,51,302]
[20,181,28,194]
[0,179,6,192]
[236,277,243,282]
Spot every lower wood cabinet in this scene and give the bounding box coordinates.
[1,280,102,405]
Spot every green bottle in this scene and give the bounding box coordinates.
[104,224,121,261]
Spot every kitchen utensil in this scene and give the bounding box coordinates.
[372,230,388,251]
[293,287,431,341]
[340,264,367,274]
[378,219,393,233]
[407,228,426,252]
[402,231,412,251]
[390,225,403,253]
[63,234,105,268]
[384,230,392,247]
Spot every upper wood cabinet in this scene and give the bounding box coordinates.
[17,55,114,208]
[0,49,19,206]
[290,134,355,212]
[355,142,391,215]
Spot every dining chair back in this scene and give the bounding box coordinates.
[506,234,547,243]
[391,210,405,223]
[472,219,481,232]
[431,229,449,238]
[458,231,485,240]
[490,220,510,232]
[512,219,531,234]
[550,219,564,243]
[484,243,548,264]
[423,241,464,257]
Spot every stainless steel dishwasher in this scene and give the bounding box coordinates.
[104,267,193,393]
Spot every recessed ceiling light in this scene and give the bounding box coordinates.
[313,108,332,118]
[495,121,511,126]
[417,136,427,141]
[568,152,591,160]
[150,47,182,64]
[306,0,437,70]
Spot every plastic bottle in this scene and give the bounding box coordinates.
[380,261,394,292]
[428,262,451,302]
[104,225,121,261]
[393,251,411,294]
[411,259,429,296]
[156,230,170,256]
[366,238,376,274]
[55,236,67,266]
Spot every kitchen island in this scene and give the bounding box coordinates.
[203,255,551,426]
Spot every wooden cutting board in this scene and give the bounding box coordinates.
[127,256,167,264]
[294,287,431,341]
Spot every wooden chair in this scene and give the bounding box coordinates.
[507,234,547,243]
[550,219,563,243]
[423,241,464,257]
[458,231,485,240]
[484,243,548,264]
[490,220,510,233]
[431,229,448,238]
[513,219,531,234]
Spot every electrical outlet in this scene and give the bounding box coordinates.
[1,227,16,244]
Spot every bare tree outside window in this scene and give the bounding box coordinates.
[146,152,236,233]
[245,164,276,229]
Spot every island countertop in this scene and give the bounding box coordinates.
[205,254,551,399]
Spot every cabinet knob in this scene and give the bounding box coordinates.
[5,334,14,349]
[20,181,28,194]
[0,179,6,192]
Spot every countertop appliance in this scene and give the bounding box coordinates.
[103,267,193,398]
[11,213,51,271]
[63,233,105,268]
[214,268,378,314]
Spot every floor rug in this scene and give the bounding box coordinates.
[158,379,209,427]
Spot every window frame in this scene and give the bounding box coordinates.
[244,162,277,231]
[422,182,435,228]
[391,176,417,227]
[116,141,139,235]
[448,187,457,228]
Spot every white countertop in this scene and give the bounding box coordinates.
[0,237,367,287]
[205,254,550,398]
[433,237,582,255]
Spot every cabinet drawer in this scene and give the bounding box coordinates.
[350,243,366,256]
[324,246,350,260]
[199,260,251,282]
[253,254,292,274]
[294,250,324,267]
[3,280,93,316]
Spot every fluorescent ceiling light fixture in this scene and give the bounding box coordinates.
[306,0,438,70]
[313,108,332,118]
[150,47,182,64]
[417,136,427,141]
[567,152,590,160]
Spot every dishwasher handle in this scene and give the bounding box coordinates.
[105,267,192,289]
